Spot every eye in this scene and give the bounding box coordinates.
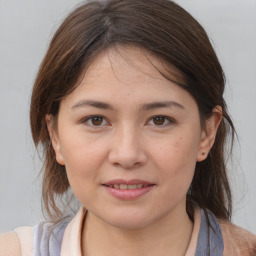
[148,116,175,127]
[82,115,108,127]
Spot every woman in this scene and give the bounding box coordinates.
[0,0,255,255]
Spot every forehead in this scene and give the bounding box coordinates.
[77,46,181,91]
[60,46,196,110]
[85,46,182,83]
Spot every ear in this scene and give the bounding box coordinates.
[197,106,222,162]
[45,114,65,165]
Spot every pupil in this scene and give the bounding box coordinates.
[92,116,103,126]
[153,117,165,125]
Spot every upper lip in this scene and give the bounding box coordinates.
[103,179,154,185]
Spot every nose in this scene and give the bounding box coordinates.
[108,125,147,169]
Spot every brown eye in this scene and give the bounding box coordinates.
[82,115,107,127]
[148,116,175,127]
[152,116,166,125]
[91,116,104,126]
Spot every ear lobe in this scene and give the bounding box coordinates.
[45,114,65,165]
[197,106,222,162]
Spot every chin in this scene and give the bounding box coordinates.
[96,207,154,230]
[107,216,153,230]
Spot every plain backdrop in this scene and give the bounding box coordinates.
[0,0,255,233]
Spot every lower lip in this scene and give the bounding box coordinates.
[103,185,154,200]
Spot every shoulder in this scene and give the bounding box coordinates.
[219,220,256,256]
[0,231,22,256]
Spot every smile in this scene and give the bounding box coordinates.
[104,184,149,190]
[102,179,155,200]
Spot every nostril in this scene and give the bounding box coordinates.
[114,161,142,169]
[108,151,147,169]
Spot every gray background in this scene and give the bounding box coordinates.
[0,0,255,233]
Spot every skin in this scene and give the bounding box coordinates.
[0,232,21,256]
[46,46,222,256]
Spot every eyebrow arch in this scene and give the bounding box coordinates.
[72,99,184,111]
[141,101,184,111]
[72,99,114,110]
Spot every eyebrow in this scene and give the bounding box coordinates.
[141,101,184,111]
[72,100,114,110]
[71,99,184,111]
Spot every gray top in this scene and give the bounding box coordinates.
[195,210,224,255]
[33,216,71,256]
[33,209,224,256]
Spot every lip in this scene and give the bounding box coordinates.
[102,179,155,200]
[104,179,152,186]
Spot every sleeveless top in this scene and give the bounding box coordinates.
[15,207,256,255]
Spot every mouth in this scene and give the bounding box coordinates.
[103,184,152,190]
[102,179,155,200]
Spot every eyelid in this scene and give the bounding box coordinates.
[80,115,109,127]
[147,115,177,127]
[79,114,176,128]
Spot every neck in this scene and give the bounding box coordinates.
[81,205,193,256]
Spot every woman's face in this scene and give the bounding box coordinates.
[49,47,213,229]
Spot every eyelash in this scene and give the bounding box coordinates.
[81,115,108,127]
[147,115,176,127]
[81,115,176,128]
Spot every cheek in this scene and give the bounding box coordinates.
[59,136,107,182]
[154,135,199,164]
[60,139,108,205]
[152,135,199,185]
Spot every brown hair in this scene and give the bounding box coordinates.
[30,0,234,221]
